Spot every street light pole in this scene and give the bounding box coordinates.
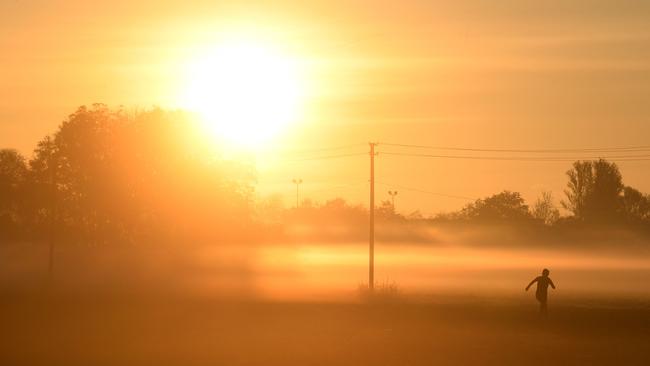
[388,190,398,211]
[292,178,303,208]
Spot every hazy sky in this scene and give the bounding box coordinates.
[2,0,650,213]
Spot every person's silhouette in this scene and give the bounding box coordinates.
[526,268,556,316]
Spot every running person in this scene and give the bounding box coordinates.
[526,268,556,316]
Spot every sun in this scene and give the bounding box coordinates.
[180,39,303,147]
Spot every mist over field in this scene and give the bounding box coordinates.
[4,223,650,303]
[4,225,650,365]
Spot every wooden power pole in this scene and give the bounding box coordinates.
[369,142,376,291]
[48,155,55,281]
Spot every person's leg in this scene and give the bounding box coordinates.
[536,291,548,316]
[540,300,548,317]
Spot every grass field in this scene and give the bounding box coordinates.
[2,240,650,365]
[2,292,649,366]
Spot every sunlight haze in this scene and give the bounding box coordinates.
[2,0,650,213]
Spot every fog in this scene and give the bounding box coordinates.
[4,227,650,365]
[252,243,650,300]
[4,225,650,304]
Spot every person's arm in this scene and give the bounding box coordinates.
[525,277,538,291]
[549,278,556,289]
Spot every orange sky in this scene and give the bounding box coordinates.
[2,0,650,214]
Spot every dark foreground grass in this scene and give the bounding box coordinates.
[2,293,649,366]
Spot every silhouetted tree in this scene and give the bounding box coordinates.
[0,149,28,208]
[591,159,624,218]
[621,186,650,222]
[460,191,532,222]
[562,159,623,221]
[406,210,424,220]
[431,211,465,222]
[23,104,255,244]
[284,197,367,225]
[320,198,366,223]
[25,136,59,235]
[562,161,593,218]
[377,199,402,220]
[532,191,560,225]
[0,149,28,236]
[257,194,285,223]
[300,198,314,209]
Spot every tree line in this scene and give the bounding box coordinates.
[2,105,649,244]
[279,162,649,229]
[0,104,254,244]
[445,159,649,226]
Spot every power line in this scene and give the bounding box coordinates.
[303,182,366,194]
[378,142,650,154]
[281,152,367,162]
[275,143,366,156]
[378,151,650,162]
[376,181,475,201]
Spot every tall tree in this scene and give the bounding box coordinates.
[562,159,623,221]
[25,104,255,243]
[562,161,593,218]
[532,191,560,225]
[590,159,624,218]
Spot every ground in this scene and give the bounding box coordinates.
[2,293,649,366]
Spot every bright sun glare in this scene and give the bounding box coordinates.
[181,39,303,147]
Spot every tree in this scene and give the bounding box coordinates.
[562,161,593,218]
[25,104,255,243]
[532,191,560,225]
[0,149,28,210]
[301,198,367,225]
[0,149,28,236]
[376,199,401,220]
[621,186,650,222]
[24,136,60,234]
[591,159,624,218]
[562,159,624,221]
[257,194,285,223]
[407,210,424,220]
[460,191,532,222]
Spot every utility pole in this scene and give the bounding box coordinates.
[388,190,398,211]
[368,142,377,291]
[48,154,55,282]
[292,178,303,208]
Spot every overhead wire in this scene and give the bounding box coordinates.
[378,142,650,154]
[274,143,367,156]
[264,140,649,204]
[378,151,650,162]
[376,181,475,201]
[303,182,367,194]
[280,152,367,162]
